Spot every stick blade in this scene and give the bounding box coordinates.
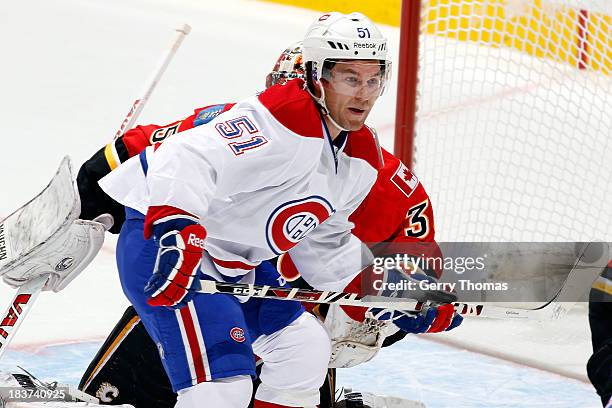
[553,242,609,303]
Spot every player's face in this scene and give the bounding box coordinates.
[321,60,385,131]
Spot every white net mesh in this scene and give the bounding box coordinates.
[412,0,612,241]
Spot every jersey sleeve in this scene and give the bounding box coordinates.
[350,148,435,244]
[349,148,442,277]
[76,104,233,232]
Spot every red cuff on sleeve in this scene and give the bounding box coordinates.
[143,205,198,239]
[340,272,369,322]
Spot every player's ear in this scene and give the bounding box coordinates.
[265,73,273,89]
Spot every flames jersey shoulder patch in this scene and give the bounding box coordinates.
[391,161,419,198]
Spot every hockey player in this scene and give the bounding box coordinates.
[75,42,457,408]
[77,15,460,408]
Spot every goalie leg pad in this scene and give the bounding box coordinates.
[325,304,399,369]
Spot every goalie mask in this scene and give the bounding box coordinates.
[266,41,305,88]
[301,12,392,131]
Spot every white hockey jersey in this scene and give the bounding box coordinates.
[100,80,383,290]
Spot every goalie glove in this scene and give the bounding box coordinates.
[144,208,205,308]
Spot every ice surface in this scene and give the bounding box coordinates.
[336,335,601,407]
[0,337,601,407]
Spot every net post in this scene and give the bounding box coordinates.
[393,0,421,170]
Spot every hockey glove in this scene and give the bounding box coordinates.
[367,271,463,333]
[367,303,462,334]
[144,215,206,309]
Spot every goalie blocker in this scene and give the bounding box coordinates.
[0,157,105,293]
[0,158,105,358]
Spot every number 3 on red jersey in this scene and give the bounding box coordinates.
[404,200,430,239]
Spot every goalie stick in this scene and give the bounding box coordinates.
[198,242,608,321]
[0,275,47,360]
[336,389,426,408]
[114,23,191,140]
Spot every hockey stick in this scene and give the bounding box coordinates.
[114,23,192,140]
[0,275,48,360]
[338,389,426,408]
[199,242,608,321]
[200,280,422,310]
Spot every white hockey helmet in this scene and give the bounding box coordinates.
[302,12,390,72]
[301,12,392,128]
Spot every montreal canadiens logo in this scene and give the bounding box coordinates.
[230,327,246,343]
[266,196,335,255]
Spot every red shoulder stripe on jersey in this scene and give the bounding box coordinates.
[257,79,323,139]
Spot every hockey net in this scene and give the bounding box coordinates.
[395,0,612,242]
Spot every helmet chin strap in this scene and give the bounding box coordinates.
[306,79,350,133]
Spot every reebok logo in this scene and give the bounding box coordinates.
[0,224,6,261]
[187,233,205,249]
[354,42,376,49]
